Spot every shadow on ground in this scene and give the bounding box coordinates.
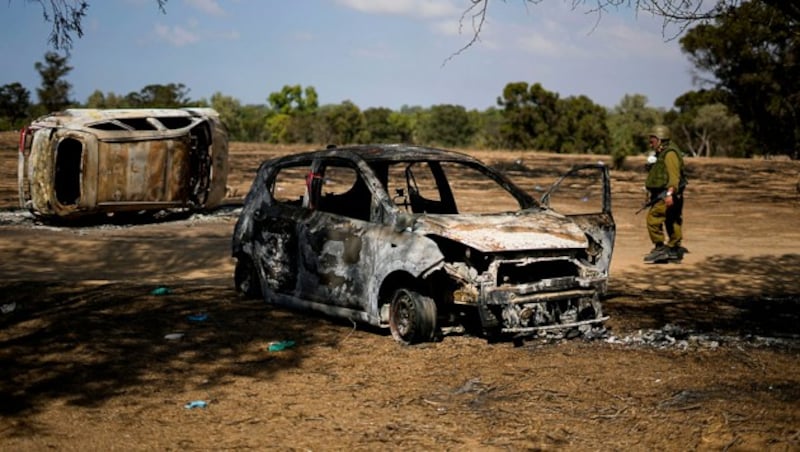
[606,254,800,338]
[0,281,358,418]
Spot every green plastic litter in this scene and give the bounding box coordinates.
[150,287,171,296]
[268,340,296,352]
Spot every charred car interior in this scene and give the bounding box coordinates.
[232,144,615,344]
[18,108,229,221]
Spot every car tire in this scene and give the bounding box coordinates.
[389,288,438,344]
[234,255,262,299]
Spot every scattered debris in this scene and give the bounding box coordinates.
[518,324,800,350]
[187,313,208,322]
[268,340,296,352]
[150,287,171,296]
[184,400,208,409]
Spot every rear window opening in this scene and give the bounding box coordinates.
[88,116,193,131]
[54,138,82,206]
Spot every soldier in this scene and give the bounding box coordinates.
[643,125,688,263]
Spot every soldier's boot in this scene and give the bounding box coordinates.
[667,245,688,262]
[643,244,669,263]
[667,246,684,262]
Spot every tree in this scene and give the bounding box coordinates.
[265,113,292,144]
[415,104,476,148]
[124,83,191,108]
[606,94,663,168]
[210,92,245,140]
[555,95,610,154]
[84,90,125,108]
[267,85,319,115]
[313,101,364,146]
[362,107,413,143]
[0,82,32,129]
[237,104,270,142]
[470,107,504,149]
[497,82,560,150]
[680,1,799,157]
[669,90,745,157]
[35,51,74,112]
[690,103,743,157]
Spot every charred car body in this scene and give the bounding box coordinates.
[232,145,615,344]
[18,108,229,220]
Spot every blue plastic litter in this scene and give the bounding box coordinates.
[184,400,208,409]
[187,313,208,322]
[268,340,296,352]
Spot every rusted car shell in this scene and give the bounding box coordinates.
[18,108,229,219]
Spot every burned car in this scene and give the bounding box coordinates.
[18,108,229,220]
[232,145,615,344]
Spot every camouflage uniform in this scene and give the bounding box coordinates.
[644,127,687,263]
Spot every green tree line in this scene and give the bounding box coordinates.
[1,1,797,161]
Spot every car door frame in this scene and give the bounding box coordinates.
[540,163,616,276]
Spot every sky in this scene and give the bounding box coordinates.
[1,0,699,112]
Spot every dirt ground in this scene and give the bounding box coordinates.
[1,131,799,451]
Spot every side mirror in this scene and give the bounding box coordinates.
[394,212,415,233]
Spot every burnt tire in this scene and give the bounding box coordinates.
[234,255,261,299]
[389,288,438,345]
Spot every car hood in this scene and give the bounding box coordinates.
[413,209,587,253]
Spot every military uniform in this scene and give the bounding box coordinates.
[643,127,687,263]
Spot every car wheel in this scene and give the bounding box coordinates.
[389,288,438,344]
[234,256,261,298]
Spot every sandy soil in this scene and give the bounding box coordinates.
[1,132,799,451]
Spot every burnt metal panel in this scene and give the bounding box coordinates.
[18,108,229,220]
[232,144,617,343]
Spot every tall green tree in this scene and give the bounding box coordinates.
[470,107,504,149]
[35,51,74,112]
[681,1,800,157]
[268,85,319,115]
[415,104,476,148]
[0,82,32,129]
[497,82,560,150]
[210,92,245,140]
[606,94,663,168]
[238,104,270,142]
[668,89,745,157]
[313,101,364,146]
[125,83,191,108]
[85,90,125,108]
[554,95,610,154]
[362,107,413,143]
[265,113,292,144]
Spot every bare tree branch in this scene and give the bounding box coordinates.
[25,0,168,50]
[447,0,773,63]
[442,0,490,67]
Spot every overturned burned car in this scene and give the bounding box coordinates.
[232,145,615,344]
[18,108,229,221]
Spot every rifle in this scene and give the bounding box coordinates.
[635,190,666,214]
[635,179,688,215]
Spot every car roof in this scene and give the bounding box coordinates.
[271,144,483,165]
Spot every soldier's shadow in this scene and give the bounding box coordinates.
[606,254,800,338]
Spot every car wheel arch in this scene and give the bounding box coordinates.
[377,271,425,324]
